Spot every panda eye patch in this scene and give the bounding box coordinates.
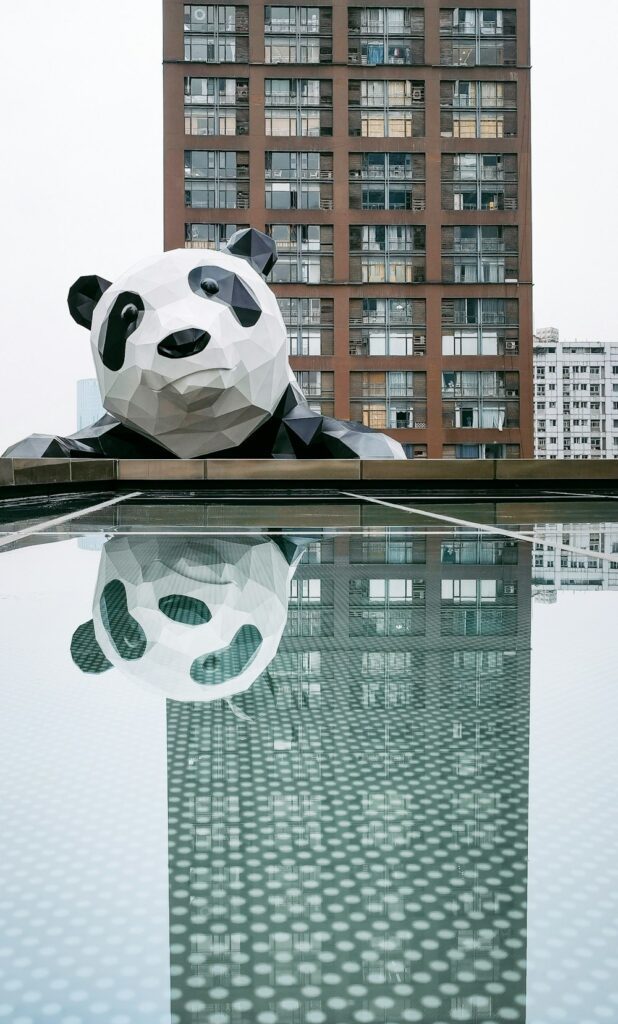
[100,580,147,662]
[190,624,262,686]
[159,594,211,625]
[99,291,144,371]
[188,265,262,328]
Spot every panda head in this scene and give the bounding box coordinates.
[70,534,304,702]
[68,229,293,458]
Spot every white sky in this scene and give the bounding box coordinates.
[0,0,617,450]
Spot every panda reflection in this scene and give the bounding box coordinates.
[4,229,405,460]
[70,533,304,702]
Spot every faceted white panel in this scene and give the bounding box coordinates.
[71,535,302,702]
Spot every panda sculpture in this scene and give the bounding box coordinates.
[70,532,305,702]
[4,228,406,460]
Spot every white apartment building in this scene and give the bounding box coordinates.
[532,522,618,594]
[534,330,618,459]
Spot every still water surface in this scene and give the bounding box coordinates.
[0,497,617,1024]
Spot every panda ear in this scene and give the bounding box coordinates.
[68,274,112,329]
[223,228,278,278]
[70,620,112,674]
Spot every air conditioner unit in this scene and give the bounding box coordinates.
[504,584,516,596]
[505,340,517,351]
[411,87,423,101]
[506,389,518,397]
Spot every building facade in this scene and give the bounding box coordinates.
[76,378,105,430]
[532,521,618,595]
[534,331,618,459]
[163,1,533,459]
[167,526,532,1022]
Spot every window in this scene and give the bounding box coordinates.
[184,222,248,248]
[296,371,334,416]
[349,152,425,210]
[441,153,517,211]
[265,78,333,136]
[349,224,426,283]
[440,8,517,66]
[350,371,427,429]
[279,297,334,356]
[442,225,518,283]
[349,298,426,356]
[267,224,334,283]
[443,444,520,460]
[184,5,249,62]
[442,297,518,355]
[349,79,425,137]
[184,150,249,208]
[184,77,249,135]
[348,7,425,66]
[264,6,332,63]
[265,151,333,210]
[442,371,520,429]
[349,577,426,637]
[440,80,517,138]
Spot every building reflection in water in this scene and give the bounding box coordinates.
[167,527,532,1024]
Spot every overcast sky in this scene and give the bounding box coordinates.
[0,1,617,449]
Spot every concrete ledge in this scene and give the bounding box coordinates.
[70,459,116,482]
[117,459,206,480]
[205,459,361,481]
[1,458,618,493]
[494,459,618,482]
[0,459,15,486]
[361,460,495,481]
[12,459,72,485]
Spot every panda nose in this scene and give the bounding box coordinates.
[157,328,210,359]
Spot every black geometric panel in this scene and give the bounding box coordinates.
[98,291,144,370]
[157,328,210,359]
[67,274,112,329]
[188,265,262,327]
[223,227,278,278]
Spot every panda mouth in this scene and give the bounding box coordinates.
[156,367,240,394]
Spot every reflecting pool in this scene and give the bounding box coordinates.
[1,496,617,1024]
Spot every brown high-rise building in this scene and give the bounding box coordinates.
[163,1,532,459]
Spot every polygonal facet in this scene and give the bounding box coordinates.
[70,534,304,702]
[4,239,407,461]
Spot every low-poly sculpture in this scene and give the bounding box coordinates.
[3,229,405,460]
[70,533,304,702]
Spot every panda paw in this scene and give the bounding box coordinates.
[2,434,91,458]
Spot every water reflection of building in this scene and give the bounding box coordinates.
[167,527,532,1024]
[532,523,618,595]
